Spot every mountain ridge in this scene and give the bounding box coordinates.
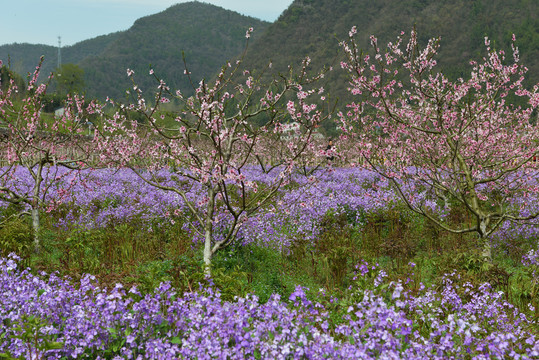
[78,2,270,100]
[1,0,537,105]
[0,2,270,100]
[242,0,539,104]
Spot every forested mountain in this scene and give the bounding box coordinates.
[0,33,121,84]
[242,0,539,105]
[0,44,56,79]
[0,2,269,100]
[1,0,537,104]
[79,2,269,100]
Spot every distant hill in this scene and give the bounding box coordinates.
[79,2,270,100]
[0,44,56,79]
[0,2,269,100]
[0,33,121,84]
[242,0,539,106]
[1,0,537,107]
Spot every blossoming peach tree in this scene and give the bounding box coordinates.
[95,29,331,271]
[340,28,539,260]
[0,58,95,251]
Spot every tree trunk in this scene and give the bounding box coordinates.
[481,239,492,262]
[203,187,216,275]
[203,227,212,275]
[31,162,45,253]
[479,218,492,262]
[32,207,40,253]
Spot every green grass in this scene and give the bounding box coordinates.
[1,203,537,318]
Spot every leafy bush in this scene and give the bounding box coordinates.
[0,218,33,261]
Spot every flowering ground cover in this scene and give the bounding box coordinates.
[1,166,539,358]
[5,166,404,246]
[1,254,538,359]
[7,165,539,248]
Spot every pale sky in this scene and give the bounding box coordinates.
[1,0,294,47]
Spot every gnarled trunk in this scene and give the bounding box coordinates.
[479,217,492,262]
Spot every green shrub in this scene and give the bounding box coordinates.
[0,217,33,260]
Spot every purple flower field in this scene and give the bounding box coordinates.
[6,166,407,248]
[2,166,539,358]
[1,254,538,359]
[7,165,539,247]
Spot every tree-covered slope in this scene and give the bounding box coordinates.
[0,2,268,100]
[0,33,121,84]
[243,0,539,104]
[79,2,270,100]
[2,0,537,104]
[0,44,57,81]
